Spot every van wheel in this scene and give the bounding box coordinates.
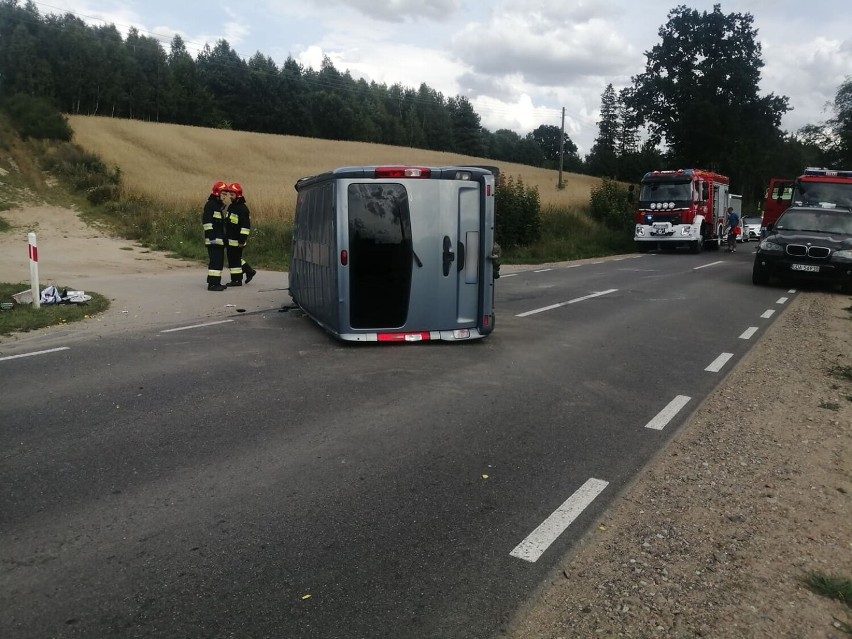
[752,261,770,286]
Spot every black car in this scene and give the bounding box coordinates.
[752,206,852,292]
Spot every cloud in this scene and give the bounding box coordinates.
[451,5,637,90]
[317,0,463,23]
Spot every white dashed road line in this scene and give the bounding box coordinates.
[739,327,759,340]
[776,297,788,305]
[516,289,618,318]
[160,319,234,333]
[761,309,775,319]
[693,260,724,270]
[644,395,691,431]
[510,478,609,563]
[533,268,553,273]
[0,347,70,362]
[705,353,733,373]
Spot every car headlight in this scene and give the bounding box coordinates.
[759,240,784,252]
[833,249,852,262]
[681,226,692,236]
[636,226,645,237]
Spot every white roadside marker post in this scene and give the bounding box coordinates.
[28,232,40,309]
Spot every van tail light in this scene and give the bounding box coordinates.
[374,167,431,178]
[341,249,348,266]
[377,332,431,342]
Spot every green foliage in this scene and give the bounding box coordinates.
[628,4,790,198]
[589,178,634,233]
[801,572,852,607]
[0,93,72,141]
[495,174,542,248]
[40,142,121,203]
[0,282,110,337]
[503,205,634,263]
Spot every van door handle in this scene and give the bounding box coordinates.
[456,240,465,272]
[442,236,454,276]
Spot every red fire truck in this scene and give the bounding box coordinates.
[762,167,852,234]
[634,169,730,253]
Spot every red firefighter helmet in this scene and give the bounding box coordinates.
[227,182,243,198]
[211,181,228,196]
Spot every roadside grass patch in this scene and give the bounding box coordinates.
[503,205,634,264]
[800,572,852,635]
[819,401,841,411]
[0,283,109,337]
[831,365,852,382]
[0,214,10,232]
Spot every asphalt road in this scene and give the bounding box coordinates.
[0,247,795,638]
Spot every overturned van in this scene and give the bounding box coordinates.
[289,166,497,342]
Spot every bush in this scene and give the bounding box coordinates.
[1,93,72,141]
[495,174,542,248]
[40,141,121,202]
[589,178,634,232]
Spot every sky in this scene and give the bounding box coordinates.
[34,0,852,156]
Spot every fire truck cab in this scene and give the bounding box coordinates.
[634,169,730,253]
[762,168,852,235]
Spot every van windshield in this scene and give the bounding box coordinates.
[348,183,413,328]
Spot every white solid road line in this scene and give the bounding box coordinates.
[510,478,609,563]
[705,352,733,373]
[160,319,234,333]
[644,395,691,431]
[761,309,775,319]
[516,289,618,318]
[739,327,759,340]
[0,346,70,362]
[693,260,724,270]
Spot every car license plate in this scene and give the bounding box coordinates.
[791,264,819,272]
[653,224,668,235]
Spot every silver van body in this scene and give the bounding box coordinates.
[290,166,497,342]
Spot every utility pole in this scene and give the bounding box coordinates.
[558,107,565,190]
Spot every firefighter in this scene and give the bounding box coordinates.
[221,182,257,286]
[202,181,228,291]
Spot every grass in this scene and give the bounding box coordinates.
[0,283,110,338]
[67,115,602,225]
[800,572,852,636]
[819,401,841,411]
[57,115,630,270]
[831,365,852,382]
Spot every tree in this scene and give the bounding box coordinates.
[530,124,580,170]
[586,84,620,178]
[447,95,484,156]
[802,77,852,166]
[628,3,789,191]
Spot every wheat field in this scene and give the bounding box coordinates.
[67,115,600,223]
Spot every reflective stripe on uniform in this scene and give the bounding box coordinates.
[228,239,240,246]
[208,269,222,276]
[240,228,250,236]
[230,267,243,275]
[202,223,213,230]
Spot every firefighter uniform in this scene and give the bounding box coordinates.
[223,185,256,286]
[202,187,228,290]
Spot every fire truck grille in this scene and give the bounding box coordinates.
[786,244,830,259]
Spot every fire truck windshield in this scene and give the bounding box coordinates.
[639,181,692,202]
[794,181,852,209]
